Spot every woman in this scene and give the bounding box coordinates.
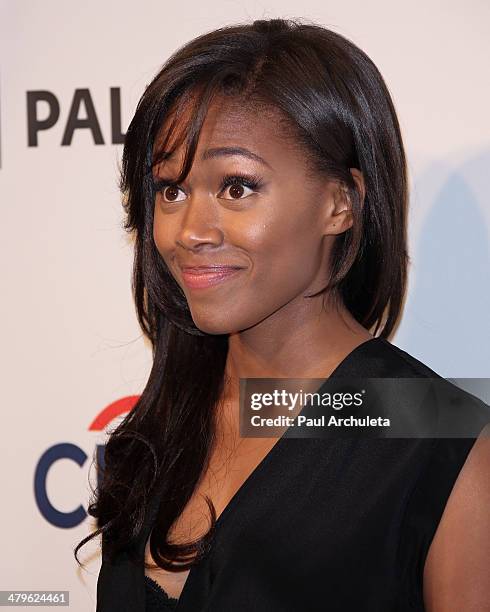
[75,18,490,611]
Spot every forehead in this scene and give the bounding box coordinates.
[152,95,304,172]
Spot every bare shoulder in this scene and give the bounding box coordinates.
[423,425,490,612]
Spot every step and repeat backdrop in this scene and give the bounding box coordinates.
[1,1,489,610]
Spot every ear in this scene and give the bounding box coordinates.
[323,168,365,236]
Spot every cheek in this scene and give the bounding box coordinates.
[150,198,325,335]
[152,214,173,263]
[252,240,322,309]
[237,211,323,286]
[220,212,324,325]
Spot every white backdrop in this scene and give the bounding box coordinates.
[1,1,489,610]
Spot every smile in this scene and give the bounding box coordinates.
[180,267,244,290]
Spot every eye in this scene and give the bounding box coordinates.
[152,172,263,204]
[219,174,263,200]
[158,184,187,203]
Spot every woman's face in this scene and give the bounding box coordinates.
[152,97,352,335]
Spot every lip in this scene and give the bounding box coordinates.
[179,266,245,289]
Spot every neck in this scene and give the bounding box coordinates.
[223,291,372,400]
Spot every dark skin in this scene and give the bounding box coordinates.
[147,97,490,607]
[422,427,490,611]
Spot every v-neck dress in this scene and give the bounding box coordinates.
[144,575,178,610]
[96,337,489,611]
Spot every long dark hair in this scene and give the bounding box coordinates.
[75,17,408,571]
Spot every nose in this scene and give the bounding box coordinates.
[175,193,224,251]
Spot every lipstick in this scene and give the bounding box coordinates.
[180,266,244,289]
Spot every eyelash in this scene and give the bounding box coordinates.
[152,172,264,201]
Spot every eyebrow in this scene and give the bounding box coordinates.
[201,146,272,169]
[157,146,272,169]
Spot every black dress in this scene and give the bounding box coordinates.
[144,575,178,611]
[96,337,489,611]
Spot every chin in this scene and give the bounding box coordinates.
[189,311,235,335]
[193,320,236,335]
[189,308,257,336]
